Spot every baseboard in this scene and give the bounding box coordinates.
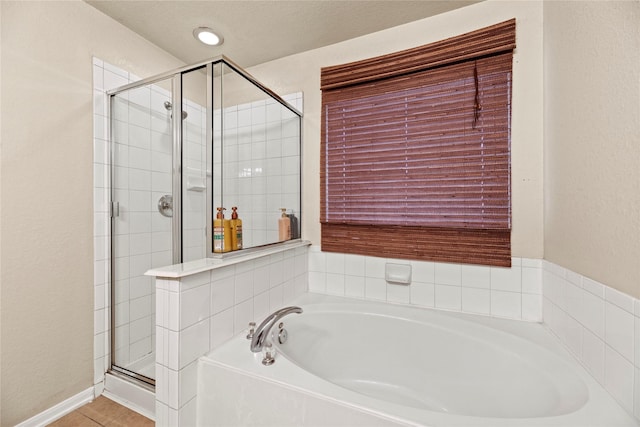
[14,387,94,427]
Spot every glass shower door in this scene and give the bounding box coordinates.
[110,77,175,384]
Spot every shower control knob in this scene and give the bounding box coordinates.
[157,195,173,218]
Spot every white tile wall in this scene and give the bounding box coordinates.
[182,97,207,262]
[93,57,113,388]
[154,245,308,426]
[149,239,640,425]
[308,245,542,322]
[101,62,172,373]
[542,260,640,420]
[216,93,302,249]
[309,246,639,422]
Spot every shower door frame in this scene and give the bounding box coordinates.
[107,73,184,387]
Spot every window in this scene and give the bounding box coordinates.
[320,20,515,267]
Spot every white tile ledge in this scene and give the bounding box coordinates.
[146,240,311,278]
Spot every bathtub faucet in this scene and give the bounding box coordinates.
[250,306,303,352]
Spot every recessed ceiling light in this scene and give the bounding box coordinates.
[193,27,224,46]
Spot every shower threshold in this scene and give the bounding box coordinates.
[122,353,156,383]
[104,371,155,420]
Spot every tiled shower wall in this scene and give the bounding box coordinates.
[94,57,129,388]
[182,101,207,262]
[110,73,171,373]
[216,93,302,248]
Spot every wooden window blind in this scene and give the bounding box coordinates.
[320,20,515,267]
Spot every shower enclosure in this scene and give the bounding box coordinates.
[107,57,302,386]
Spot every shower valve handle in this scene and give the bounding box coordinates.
[157,195,173,217]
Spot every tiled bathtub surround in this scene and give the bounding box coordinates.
[148,243,640,425]
[542,261,640,419]
[309,246,640,422]
[153,244,308,426]
[308,245,543,322]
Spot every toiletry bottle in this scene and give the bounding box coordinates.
[288,210,299,239]
[231,206,243,250]
[278,208,291,241]
[223,213,232,253]
[213,207,226,253]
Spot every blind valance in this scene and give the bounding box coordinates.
[321,19,516,90]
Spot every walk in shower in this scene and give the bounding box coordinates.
[107,57,302,386]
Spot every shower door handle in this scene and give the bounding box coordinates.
[157,195,173,217]
[110,201,120,218]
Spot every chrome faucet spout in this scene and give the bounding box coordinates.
[250,306,303,352]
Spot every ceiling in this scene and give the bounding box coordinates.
[86,1,480,68]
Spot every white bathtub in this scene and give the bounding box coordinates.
[198,293,637,426]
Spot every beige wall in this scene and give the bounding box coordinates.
[544,1,640,298]
[0,1,183,424]
[248,0,545,259]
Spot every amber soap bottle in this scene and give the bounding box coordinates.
[230,206,243,250]
[213,207,232,253]
[278,208,291,241]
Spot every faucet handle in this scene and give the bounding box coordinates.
[246,322,256,340]
[261,342,276,366]
[250,306,302,353]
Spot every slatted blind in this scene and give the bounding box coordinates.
[320,20,515,267]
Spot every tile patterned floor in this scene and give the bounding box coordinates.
[48,396,153,427]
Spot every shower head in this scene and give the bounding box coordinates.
[164,101,188,120]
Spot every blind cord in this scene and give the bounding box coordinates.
[473,61,481,129]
